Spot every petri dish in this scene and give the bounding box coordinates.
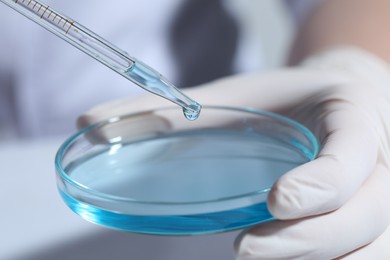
[55,106,319,235]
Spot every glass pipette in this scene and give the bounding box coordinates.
[0,0,201,120]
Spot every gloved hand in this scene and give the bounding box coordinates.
[78,48,390,259]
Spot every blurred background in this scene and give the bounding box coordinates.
[0,0,294,259]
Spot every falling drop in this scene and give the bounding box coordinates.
[183,103,201,121]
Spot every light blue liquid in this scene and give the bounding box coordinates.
[125,62,201,121]
[60,190,273,235]
[183,105,201,121]
[61,129,310,235]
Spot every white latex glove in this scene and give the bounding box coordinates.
[78,48,390,259]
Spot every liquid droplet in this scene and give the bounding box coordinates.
[183,109,199,121]
[183,104,201,121]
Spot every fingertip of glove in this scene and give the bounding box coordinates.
[234,231,259,260]
[76,114,93,130]
[267,177,302,220]
[266,164,344,220]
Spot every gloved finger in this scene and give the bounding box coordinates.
[77,93,171,129]
[77,111,172,144]
[235,163,390,260]
[268,94,379,219]
[78,69,348,128]
[76,69,347,146]
[337,225,390,259]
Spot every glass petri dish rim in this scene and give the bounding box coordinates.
[55,105,320,206]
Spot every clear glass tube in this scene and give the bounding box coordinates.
[0,0,201,119]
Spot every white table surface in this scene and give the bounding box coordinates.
[0,138,238,260]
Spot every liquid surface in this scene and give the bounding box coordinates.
[61,129,310,234]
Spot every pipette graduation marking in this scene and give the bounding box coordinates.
[1,0,201,120]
